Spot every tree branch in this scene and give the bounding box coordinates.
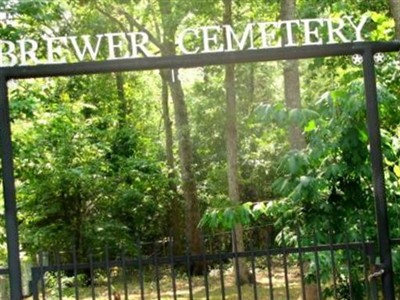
[95,5,157,57]
[94,5,129,34]
[117,9,164,52]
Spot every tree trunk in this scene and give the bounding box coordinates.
[94,0,197,258]
[280,0,306,150]
[389,0,400,39]
[281,1,316,296]
[160,71,175,178]
[158,0,203,262]
[160,70,184,254]
[167,70,203,260]
[223,0,251,285]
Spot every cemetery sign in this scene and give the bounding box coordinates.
[0,15,369,67]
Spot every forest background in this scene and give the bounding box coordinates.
[0,0,400,288]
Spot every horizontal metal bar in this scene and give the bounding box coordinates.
[390,238,400,245]
[2,41,399,80]
[31,240,376,274]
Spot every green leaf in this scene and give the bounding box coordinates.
[299,176,312,187]
[394,165,400,178]
[304,120,316,133]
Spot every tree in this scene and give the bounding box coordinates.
[389,0,400,39]
[156,0,204,261]
[3,3,400,297]
[93,0,186,254]
[222,0,252,285]
[160,69,183,254]
[280,0,306,150]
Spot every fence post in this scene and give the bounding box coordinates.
[0,74,22,300]
[362,47,395,299]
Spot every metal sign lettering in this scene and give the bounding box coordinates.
[0,15,369,67]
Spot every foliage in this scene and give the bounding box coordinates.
[10,75,170,255]
[0,1,399,296]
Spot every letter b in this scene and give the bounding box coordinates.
[0,40,18,66]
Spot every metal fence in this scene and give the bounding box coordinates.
[0,227,393,300]
[1,42,400,299]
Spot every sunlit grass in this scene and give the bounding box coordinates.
[31,265,304,299]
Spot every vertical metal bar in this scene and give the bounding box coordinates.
[344,232,354,299]
[360,222,371,299]
[296,227,306,300]
[218,250,225,300]
[328,229,338,299]
[138,242,145,300]
[369,252,379,300]
[105,245,112,300]
[282,232,290,300]
[30,268,40,300]
[72,246,79,300]
[312,232,322,300]
[201,250,209,300]
[0,74,22,300]
[154,249,161,300]
[362,48,395,299]
[232,230,242,300]
[232,232,242,297]
[121,251,128,300]
[88,250,95,300]
[168,237,177,300]
[266,247,274,300]
[185,243,193,300]
[39,251,46,300]
[55,252,62,300]
[249,238,258,300]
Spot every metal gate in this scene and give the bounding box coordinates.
[0,41,400,299]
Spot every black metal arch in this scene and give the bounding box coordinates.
[0,41,399,299]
